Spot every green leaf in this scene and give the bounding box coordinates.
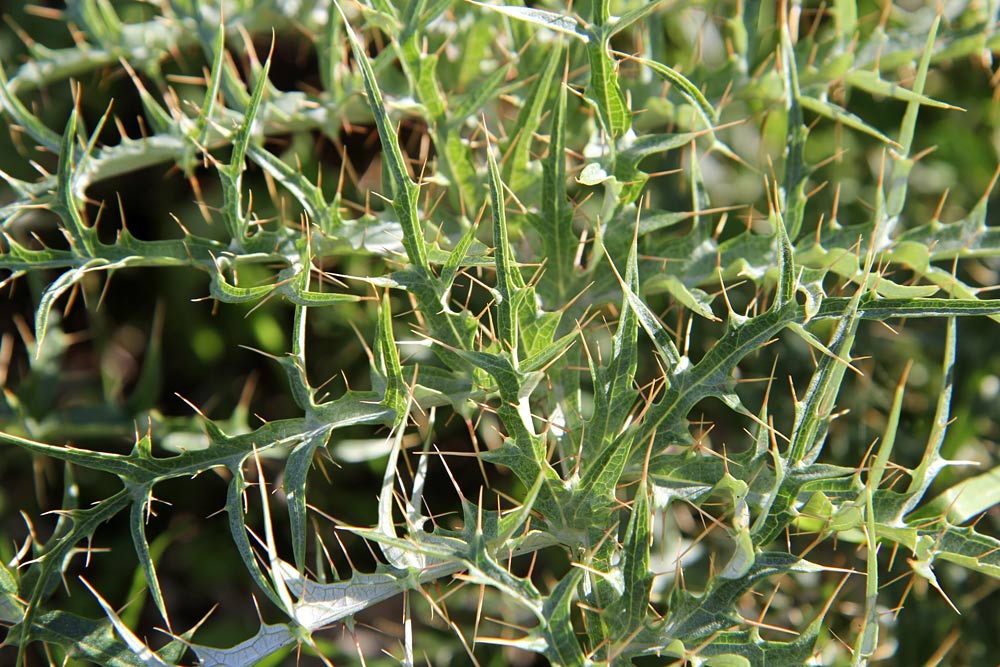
[777,16,808,239]
[504,41,562,191]
[487,138,522,358]
[612,130,703,206]
[786,295,861,465]
[55,109,96,255]
[799,96,899,147]
[222,52,271,244]
[582,239,639,460]
[11,610,182,667]
[470,3,586,41]
[533,80,576,302]
[609,0,669,36]
[336,0,429,272]
[648,274,717,321]
[0,62,62,152]
[193,18,226,147]
[283,427,333,573]
[0,560,22,624]
[910,466,1000,525]
[127,483,170,627]
[607,480,651,640]
[609,241,682,372]
[248,145,336,230]
[899,318,957,519]
[584,34,630,137]
[225,466,289,612]
[542,569,587,667]
[374,294,407,416]
[11,491,132,667]
[631,57,719,128]
[665,552,806,641]
[187,623,297,667]
[845,69,959,111]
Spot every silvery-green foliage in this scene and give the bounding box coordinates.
[3,0,1000,665]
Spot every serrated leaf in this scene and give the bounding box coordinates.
[534,80,576,302]
[542,569,587,667]
[786,298,861,464]
[632,57,719,127]
[582,243,639,459]
[336,0,429,271]
[283,427,333,573]
[777,17,808,240]
[487,139,522,358]
[374,294,407,415]
[193,19,226,146]
[248,145,335,229]
[222,53,271,244]
[127,484,170,627]
[665,552,805,641]
[609,241,682,371]
[504,41,562,190]
[224,467,289,613]
[55,108,97,255]
[585,35,630,137]
[608,480,651,639]
[440,217,480,288]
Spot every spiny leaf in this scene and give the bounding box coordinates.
[608,240,682,372]
[584,31,630,137]
[186,623,297,667]
[541,568,587,667]
[909,466,1000,525]
[221,51,271,244]
[487,135,522,358]
[127,484,170,628]
[608,479,651,640]
[0,62,62,151]
[504,40,563,190]
[535,79,576,302]
[630,57,720,129]
[9,610,182,667]
[80,578,171,667]
[336,0,429,272]
[193,19,226,147]
[845,69,959,112]
[34,260,113,353]
[54,108,96,255]
[283,427,333,573]
[777,7,809,240]
[799,95,900,147]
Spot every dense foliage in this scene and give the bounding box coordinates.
[3,0,1000,665]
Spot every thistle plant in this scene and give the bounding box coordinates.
[4,0,1000,665]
